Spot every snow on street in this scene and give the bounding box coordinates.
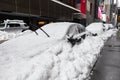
[0,23,117,80]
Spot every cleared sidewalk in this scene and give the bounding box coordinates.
[90,29,120,80]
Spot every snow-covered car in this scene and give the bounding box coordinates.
[0,21,116,80]
[103,23,114,30]
[0,19,29,33]
[86,22,105,36]
[37,22,89,45]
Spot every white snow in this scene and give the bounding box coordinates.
[38,22,75,39]
[38,22,85,39]
[0,22,117,80]
[0,31,16,40]
[86,22,105,35]
[0,30,33,42]
[104,23,114,30]
[118,0,120,7]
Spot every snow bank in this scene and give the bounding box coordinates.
[0,28,116,80]
[0,30,33,43]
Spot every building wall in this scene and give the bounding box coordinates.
[17,0,29,14]
[0,0,78,23]
[0,0,16,12]
[86,0,96,25]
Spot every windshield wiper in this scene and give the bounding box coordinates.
[39,27,50,37]
[29,23,50,37]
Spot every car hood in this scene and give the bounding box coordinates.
[36,22,76,39]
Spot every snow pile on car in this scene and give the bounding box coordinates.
[86,22,105,35]
[104,23,114,30]
[0,23,117,80]
[37,22,84,39]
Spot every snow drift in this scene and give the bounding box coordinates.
[0,23,117,80]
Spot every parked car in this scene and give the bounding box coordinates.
[0,19,29,33]
[86,22,106,36]
[103,23,114,30]
[37,22,90,45]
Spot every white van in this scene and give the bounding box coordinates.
[0,19,29,33]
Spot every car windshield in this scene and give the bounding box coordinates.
[0,23,5,28]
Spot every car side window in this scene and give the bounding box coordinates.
[7,24,20,28]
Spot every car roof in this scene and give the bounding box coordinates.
[4,19,26,24]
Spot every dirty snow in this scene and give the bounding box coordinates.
[0,23,117,80]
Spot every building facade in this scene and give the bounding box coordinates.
[86,0,99,25]
[0,0,79,25]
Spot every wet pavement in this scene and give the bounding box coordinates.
[90,29,120,80]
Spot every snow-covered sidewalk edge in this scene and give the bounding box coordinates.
[84,29,117,79]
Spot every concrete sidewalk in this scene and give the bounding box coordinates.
[90,29,120,80]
